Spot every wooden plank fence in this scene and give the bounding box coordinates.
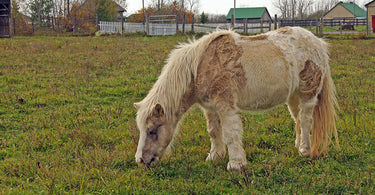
[98,18,367,36]
[280,19,366,27]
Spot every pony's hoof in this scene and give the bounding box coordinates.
[227,160,247,172]
[206,151,226,162]
[299,148,311,158]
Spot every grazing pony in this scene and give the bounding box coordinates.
[134,27,339,171]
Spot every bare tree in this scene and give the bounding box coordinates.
[297,0,313,19]
[274,0,339,19]
[149,0,167,11]
[312,0,339,18]
[273,0,291,19]
[186,0,199,14]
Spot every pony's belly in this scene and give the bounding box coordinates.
[236,85,290,111]
[235,39,293,111]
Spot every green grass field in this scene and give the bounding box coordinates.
[0,34,374,194]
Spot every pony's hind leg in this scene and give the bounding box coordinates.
[204,109,226,161]
[297,59,323,157]
[287,93,301,150]
[298,98,318,157]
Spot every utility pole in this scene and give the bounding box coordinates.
[233,0,236,25]
[142,0,144,17]
[353,0,355,19]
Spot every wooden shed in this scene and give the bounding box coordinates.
[0,0,11,38]
[226,7,272,23]
[366,0,375,33]
[323,1,366,19]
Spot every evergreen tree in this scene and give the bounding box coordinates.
[96,0,118,21]
[199,12,208,23]
[29,0,54,27]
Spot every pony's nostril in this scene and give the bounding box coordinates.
[150,157,156,163]
[140,158,145,165]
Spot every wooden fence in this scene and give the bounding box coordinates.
[280,18,366,27]
[99,18,367,36]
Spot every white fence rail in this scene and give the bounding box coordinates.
[98,21,275,35]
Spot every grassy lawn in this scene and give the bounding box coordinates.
[0,34,374,194]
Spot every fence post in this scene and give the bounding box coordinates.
[231,15,234,28]
[319,18,323,37]
[340,20,342,35]
[121,14,124,35]
[73,15,76,35]
[244,18,247,34]
[176,15,179,32]
[191,15,194,33]
[268,21,271,32]
[96,14,99,32]
[146,14,149,35]
[274,14,278,30]
[182,13,185,34]
[13,18,15,35]
[52,16,55,32]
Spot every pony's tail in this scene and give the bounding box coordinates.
[311,70,339,158]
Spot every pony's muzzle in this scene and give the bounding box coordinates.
[139,156,158,167]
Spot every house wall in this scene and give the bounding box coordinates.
[368,2,375,33]
[324,5,354,19]
[261,11,272,21]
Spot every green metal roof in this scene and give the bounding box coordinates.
[339,2,366,17]
[226,7,267,19]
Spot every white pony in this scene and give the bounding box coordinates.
[134,27,339,171]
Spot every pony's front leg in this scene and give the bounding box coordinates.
[204,109,226,161]
[220,110,247,171]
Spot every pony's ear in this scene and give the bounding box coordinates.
[134,102,141,109]
[152,104,164,117]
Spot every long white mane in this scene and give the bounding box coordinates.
[136,30,240,126]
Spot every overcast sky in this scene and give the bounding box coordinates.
[124,0,369,17]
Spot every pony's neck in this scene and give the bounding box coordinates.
[172,81,197,125]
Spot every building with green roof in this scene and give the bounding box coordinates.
[226,7,272,23]
[324,1,366,19]
[366,0,375,34]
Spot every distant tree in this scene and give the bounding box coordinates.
[208,14,226,23]
[199,12,208,23]
[186,0,200,14]
[274,0,339,19]
[11,0,33,35]
[129,1,195,23]
[95,0,118,21]
[28,0,54,27]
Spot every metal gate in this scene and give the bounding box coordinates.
[147,15,177,35]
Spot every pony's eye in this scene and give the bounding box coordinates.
[150,129,157,135]
[149,125,161,135]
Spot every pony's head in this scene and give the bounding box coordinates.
[134,102,176,167]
